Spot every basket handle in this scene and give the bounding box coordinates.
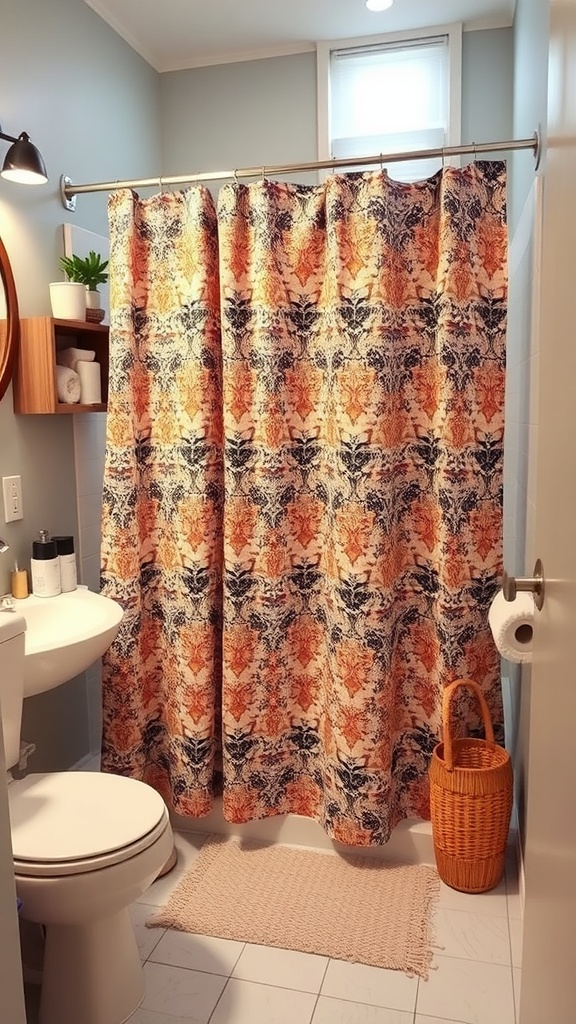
[442,678,495,771]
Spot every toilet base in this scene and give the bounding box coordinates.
[19,918,45,985]
[156,844,178,877]
[39,909,144,1024]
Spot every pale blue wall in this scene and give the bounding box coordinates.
[159,30,514,187]
[461,28,514,158]
[0,0,161,770]
[160,51,319,188]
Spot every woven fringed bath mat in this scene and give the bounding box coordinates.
[147,835,440,979]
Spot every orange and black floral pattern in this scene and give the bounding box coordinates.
[102,163,507,846]
[217,164,506,844]
[101,188,223,815]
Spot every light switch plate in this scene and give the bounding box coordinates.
[2,476,23,523]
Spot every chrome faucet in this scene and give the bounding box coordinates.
[0,539,14,608]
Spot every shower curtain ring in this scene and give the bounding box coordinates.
[158,174,163,191]
[261,165,266,181]
[233,168,239,183]
[379,153,383,171]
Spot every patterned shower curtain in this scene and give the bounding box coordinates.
[216,163,506,845]
[100,187,223,816]
[101,162,507,846]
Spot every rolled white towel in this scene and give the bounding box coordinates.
[57,347,96,371]
[56,364,81,404]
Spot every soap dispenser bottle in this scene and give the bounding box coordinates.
[31,530,61,598]
[52,535,77,593]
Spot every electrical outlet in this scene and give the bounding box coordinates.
[2,475,23,523]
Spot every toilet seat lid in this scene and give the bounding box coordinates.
[9,772,168,863]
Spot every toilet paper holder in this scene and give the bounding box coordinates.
[502,558,545,611]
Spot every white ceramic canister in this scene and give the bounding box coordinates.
[52,535,77,593]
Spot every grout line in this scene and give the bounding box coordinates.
[306,991,420,1018]
[308,992,320,1022]
[147,958,234,980]
[142,927,166,963]
[508,885,521,1024]
[512,964,519,1024]
[318,956,331,997]
[205,974,322,1023]
[213,975,326,995]
[144,962,326,996]
[413,976,420,1022]
[414,1017,467,1024]
[433,952,513,969]
[506,912,515,978]
[435,902,510,919]
[206,973,232,1024]
[227,941,248,979]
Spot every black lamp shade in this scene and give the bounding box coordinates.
[1,132,47,184]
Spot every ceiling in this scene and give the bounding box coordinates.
[84,0,516,73]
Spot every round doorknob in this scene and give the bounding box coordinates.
[502,558,544,610]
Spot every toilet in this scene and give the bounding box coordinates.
[0,612,174,1024]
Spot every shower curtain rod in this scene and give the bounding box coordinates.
[60,131,541,210]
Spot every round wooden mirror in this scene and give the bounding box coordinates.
[0,235,20,403]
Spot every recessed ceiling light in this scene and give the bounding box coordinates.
[366,0,394,10]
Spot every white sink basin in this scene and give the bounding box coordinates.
[4,587,124,697]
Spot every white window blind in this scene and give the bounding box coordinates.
[330,35,450,181]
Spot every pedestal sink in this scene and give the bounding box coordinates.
[0,586,124,696]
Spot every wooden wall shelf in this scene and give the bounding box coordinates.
[13,317,109,415]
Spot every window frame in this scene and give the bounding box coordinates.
[316,23,463,170]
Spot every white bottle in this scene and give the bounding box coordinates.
[30,530,61,598]
[52,535,77,593]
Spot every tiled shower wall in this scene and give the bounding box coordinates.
[502,177,542,841]
[504,178,542,580]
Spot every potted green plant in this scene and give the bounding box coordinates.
[57,250,109,323]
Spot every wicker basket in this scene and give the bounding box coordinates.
[430,678,513,893]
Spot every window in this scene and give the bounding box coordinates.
[317,25,462,182]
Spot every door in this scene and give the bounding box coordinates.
[519,1,576,1021]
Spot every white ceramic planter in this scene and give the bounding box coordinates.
[49,282,86,322]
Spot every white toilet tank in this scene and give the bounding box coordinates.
[0,614,26,772]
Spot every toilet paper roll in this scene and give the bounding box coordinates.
[488,589,534,664]
[76,360,102,404]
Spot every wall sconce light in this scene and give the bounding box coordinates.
[0,124,47,184]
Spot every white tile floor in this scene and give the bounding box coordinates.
[25,829,523,1024]
[123,831,522,1024]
